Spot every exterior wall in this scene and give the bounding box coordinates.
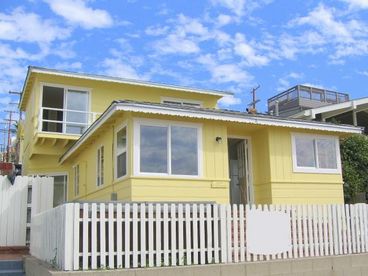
[65,113,230,204]
[21,74,221,175]
[268,127,344,204]
[64,115,345,205]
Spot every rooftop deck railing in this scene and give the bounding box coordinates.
[268,85,350,110]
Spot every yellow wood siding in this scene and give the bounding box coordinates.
[267,128,344,204]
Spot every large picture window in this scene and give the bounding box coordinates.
[115,125,127,179]
[135,120,201,177]
[292,134,341,173]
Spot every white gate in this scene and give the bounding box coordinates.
[0,176,54,247]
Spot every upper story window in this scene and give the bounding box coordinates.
[41,84,90,135]
[161,97,202,108]
[115,125,127,179]
[134,119,202,177]
[291,133,341,174]
[97,146,104,186]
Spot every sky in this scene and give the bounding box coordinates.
[1,0,368,127]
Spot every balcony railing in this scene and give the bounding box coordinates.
[39,107,101,135]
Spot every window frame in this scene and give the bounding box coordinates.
[114,122,128,181]
[133,118,203,178]
[73,164,80,196]
[39,82,92,135]
[96,145,104,187]
[291,133,342,174]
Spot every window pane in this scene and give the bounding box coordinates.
[117,152,126,178]
[66,90,89,134]
[317,139,337,169]
[53,175,67,207]
[295,136,316,167]
[171,126,198,175]
[117,128,126,153]
[140,125,168,173]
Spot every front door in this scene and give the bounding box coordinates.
[228,138,253,204]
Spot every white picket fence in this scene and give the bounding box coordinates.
[30,202,368,271]
[0,176,54,246]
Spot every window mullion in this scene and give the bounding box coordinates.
[168,125,171,175]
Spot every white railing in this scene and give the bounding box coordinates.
[38,107,101,135]
[30,203,368,271]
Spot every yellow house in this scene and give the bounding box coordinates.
[19,66,362,206]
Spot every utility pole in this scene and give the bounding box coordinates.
[9,91,22,120]
[4,110,17,162]
[248,85,261,112]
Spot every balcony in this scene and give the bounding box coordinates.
[39,107,101,135]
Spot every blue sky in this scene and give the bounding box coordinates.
[1,0,368,125]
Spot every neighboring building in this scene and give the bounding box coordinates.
[268,85,367,134]
[19,67,362,206]
[268,85,350,117]
[291,97,368,134]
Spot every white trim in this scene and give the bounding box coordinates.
[96,145,104,187]
[114,122,128,181]
[228,136,254,205]
[73,164,80,196]
[133,118,203,178]
[161,97,203,107]
[291,133,342,174]
[25,66,231,98]
[40,82,92,134]
[59,102,362,164]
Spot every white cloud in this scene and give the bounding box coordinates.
[153,34,200,54]
[291,4,355,43]
[233,33,270,66]
[54,62,82,70]
[102,58,143,80]
[341,0,368,9]
[0,7,70,44]
[145,25,169,36]
[211,0,246,17]
[218,95,241,106]
[45,0,113,29]
[216,14,233,26]
[197,54,252,84]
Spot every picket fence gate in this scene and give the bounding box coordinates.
[0,176,54,246]
[30,202,368,271]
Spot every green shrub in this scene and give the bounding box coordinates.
[341,134,368,203]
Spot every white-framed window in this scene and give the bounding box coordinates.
[134,119,202,177]
[291,133,341,174]
[40,83,91,135]
[73,164,80,196]
[115,124,127,179]
[97,146,104,186]
[161,97,202,108]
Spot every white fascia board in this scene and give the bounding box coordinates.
[115,103,363,134]
[29,67,232,97]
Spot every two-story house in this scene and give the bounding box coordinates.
[19,66,362,206]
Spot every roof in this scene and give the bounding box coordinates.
[19,66,232,110]
[291,97,368,119]
[59,100,363,163]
